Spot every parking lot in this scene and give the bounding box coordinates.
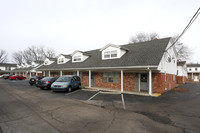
[0,79,200,133]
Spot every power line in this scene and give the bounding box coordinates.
[166,7,200,51]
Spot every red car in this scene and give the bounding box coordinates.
[9,75,26,80]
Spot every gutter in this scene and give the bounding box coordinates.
[36,65,158,71]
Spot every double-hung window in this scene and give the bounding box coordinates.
[102,72,119,83]
[104,50,118,59]
[58,58,64,64]
[73,56,81,62]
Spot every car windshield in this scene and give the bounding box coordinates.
[56,77,71,82]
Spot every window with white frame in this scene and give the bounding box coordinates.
[102,72,119,83]
[44,61,48,65]
[58,58,64,64]
[104,50,118,59]
[73,56,81,62]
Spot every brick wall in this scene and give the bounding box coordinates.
[177,76,187,84]
[63,72,73,75]
[153,73,177,93]
[81,72,88,86]
[95,72,121,90]
[123,73,135,91]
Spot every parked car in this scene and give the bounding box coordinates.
[17,75,26,80]
[51,75,81,92]
[29,76,44,86]
[36,77,57,89]
[3,74,11,79]
[8,75,18,80]
[9,75,26,80]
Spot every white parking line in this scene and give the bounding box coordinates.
[65,89,81,96]
[87,91,101,101]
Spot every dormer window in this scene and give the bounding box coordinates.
[71,50,89,63]
[73,56,81,62]
[104,50,118,59]
[44,61,48,65]
[58,58,64,64]
[100,44,128,60]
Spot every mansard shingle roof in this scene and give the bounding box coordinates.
[37,38,171,70]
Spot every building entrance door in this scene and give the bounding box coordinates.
[140,73,148,91]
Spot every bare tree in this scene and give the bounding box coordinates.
[12,51,24,64]
[129,32,159,43]
[12,46,56,63]
[172,35,192,61]
[0,49,8,63]
[129,32,191,61]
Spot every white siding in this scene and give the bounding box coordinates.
[102,46,127,60]
[0,66,5,70]
[72,52,89,63]
[158,42,177,75]
[177,66,187,76]
[187,67,200,73]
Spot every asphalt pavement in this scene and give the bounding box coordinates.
[0,78,200,133]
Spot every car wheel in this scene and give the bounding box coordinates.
[40,87,44,89]
[68,87,72,92]
[78,84,81,89]
[29,83,33,86]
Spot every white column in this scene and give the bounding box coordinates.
[23,72,24,76]
[36,72,38,76]
[89,70,91,88]
[192,73,194,80]
[48,71,50,77]
[30,72,32,78]
[77,70,79,76]
[43,71,45,76]
[121,70,123,92]
[138,73,141,92]
[60,71,62,76]
[149,70,152,95]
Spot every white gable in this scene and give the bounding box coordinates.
[71,51,89,63]
[101,45,127,60]
[158,41,177,75]
[57,55,70,64]
[44,58,54,65]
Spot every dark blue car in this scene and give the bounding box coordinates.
[51,75,81,92]
[37,77,57,89]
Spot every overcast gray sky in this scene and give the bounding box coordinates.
[0,0,200,63]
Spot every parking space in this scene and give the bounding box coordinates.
[1,79,200,133]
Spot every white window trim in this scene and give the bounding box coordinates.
[103,50,118,59]
[73,55,82,62]
[58,58,65,64]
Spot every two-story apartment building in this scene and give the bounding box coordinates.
[0,63,17,74]
[187,64,200,82]
[36,38,178,95]
[12,60,44,79]
[177,61,187,84]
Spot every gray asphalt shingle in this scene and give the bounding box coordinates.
[37,37,171,70]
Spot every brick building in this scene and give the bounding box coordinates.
[187,64,200,82]
[177,61,187,84]
[35,38,178,95]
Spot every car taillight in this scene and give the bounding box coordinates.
[46,81,50,84]
[36,79,39,83]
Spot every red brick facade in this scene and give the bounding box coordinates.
[123,73,135,91]
[187,73,200,82]
[152,73,177,93]
[177,76,187,84]
[81,72,88,86]
[95,72,121,90]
